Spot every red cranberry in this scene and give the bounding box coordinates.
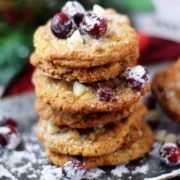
[62,160,86,179]
[7,124,18,134]
[160,143,180,166]
[126,65,149,91]
[0,117,17,134]
[0,117,21,149]
[62,1,85,26]
[97,87,117,101]
[0,117,17,127]
[51,12,75,39]
[80,12,108,38]
[127,78,144,91]
[6,118,17,126]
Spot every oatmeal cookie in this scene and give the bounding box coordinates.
[33,9,138,68]
[31,55,136,82]
[33,69,150,113]
[152,59,180,122]
[46,123,153,169]
[37,105,147,157]
[35,99,142,128]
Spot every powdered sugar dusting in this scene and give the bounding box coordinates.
[150,142,162,158]
[0,165,17,180]
[0,127,105,180]
[111,165,129,177]
[40,165,63,180]
[0,129,64,180]
[82,13,102,30]
[62,1,85,17]
[85,168,105,179]
[132,164,149,175]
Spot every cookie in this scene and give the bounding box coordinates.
[33,69,150,113]
[37,105,147,157]
[31,55,136,82]
[35,98,142,128]
[46,123,153,169]
[33,9,139,68]
[152,59,180,122]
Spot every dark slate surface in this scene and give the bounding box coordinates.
[0,92,180,180]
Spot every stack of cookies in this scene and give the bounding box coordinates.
[31,1,153,169]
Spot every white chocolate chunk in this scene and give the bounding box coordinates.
[155,129,167,142]
[73,81,88,97]
[47,122,60,135]
[67,30,84,44]
[164,133,177,143]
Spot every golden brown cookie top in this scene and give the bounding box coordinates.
[33,4,138,68]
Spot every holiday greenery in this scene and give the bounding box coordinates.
[0,22,32,88]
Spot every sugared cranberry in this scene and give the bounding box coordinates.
[97,87,117,101]
[62,1,85,26]
[125,65,150,91]
[6,132,21,150]
[0,126,11,147]
[80,12,108,38]
[126,78,143,91]
[160,143,180,166]
[143,92,156,110]
[0,117,17,134]
[6,118,17,127]
[7,124,18,134]
[0,117,17,127]
[51,12,75,39]
[62,160,86,179]
[0,116,21,149]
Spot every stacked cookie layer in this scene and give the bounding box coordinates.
[31,2,153,169]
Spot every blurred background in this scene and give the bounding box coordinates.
[0,0,180,97]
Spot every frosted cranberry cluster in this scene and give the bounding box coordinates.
[62,160,86,179]
[125,65,149,90]
[51,1,108,39]
[160,140,180,166]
